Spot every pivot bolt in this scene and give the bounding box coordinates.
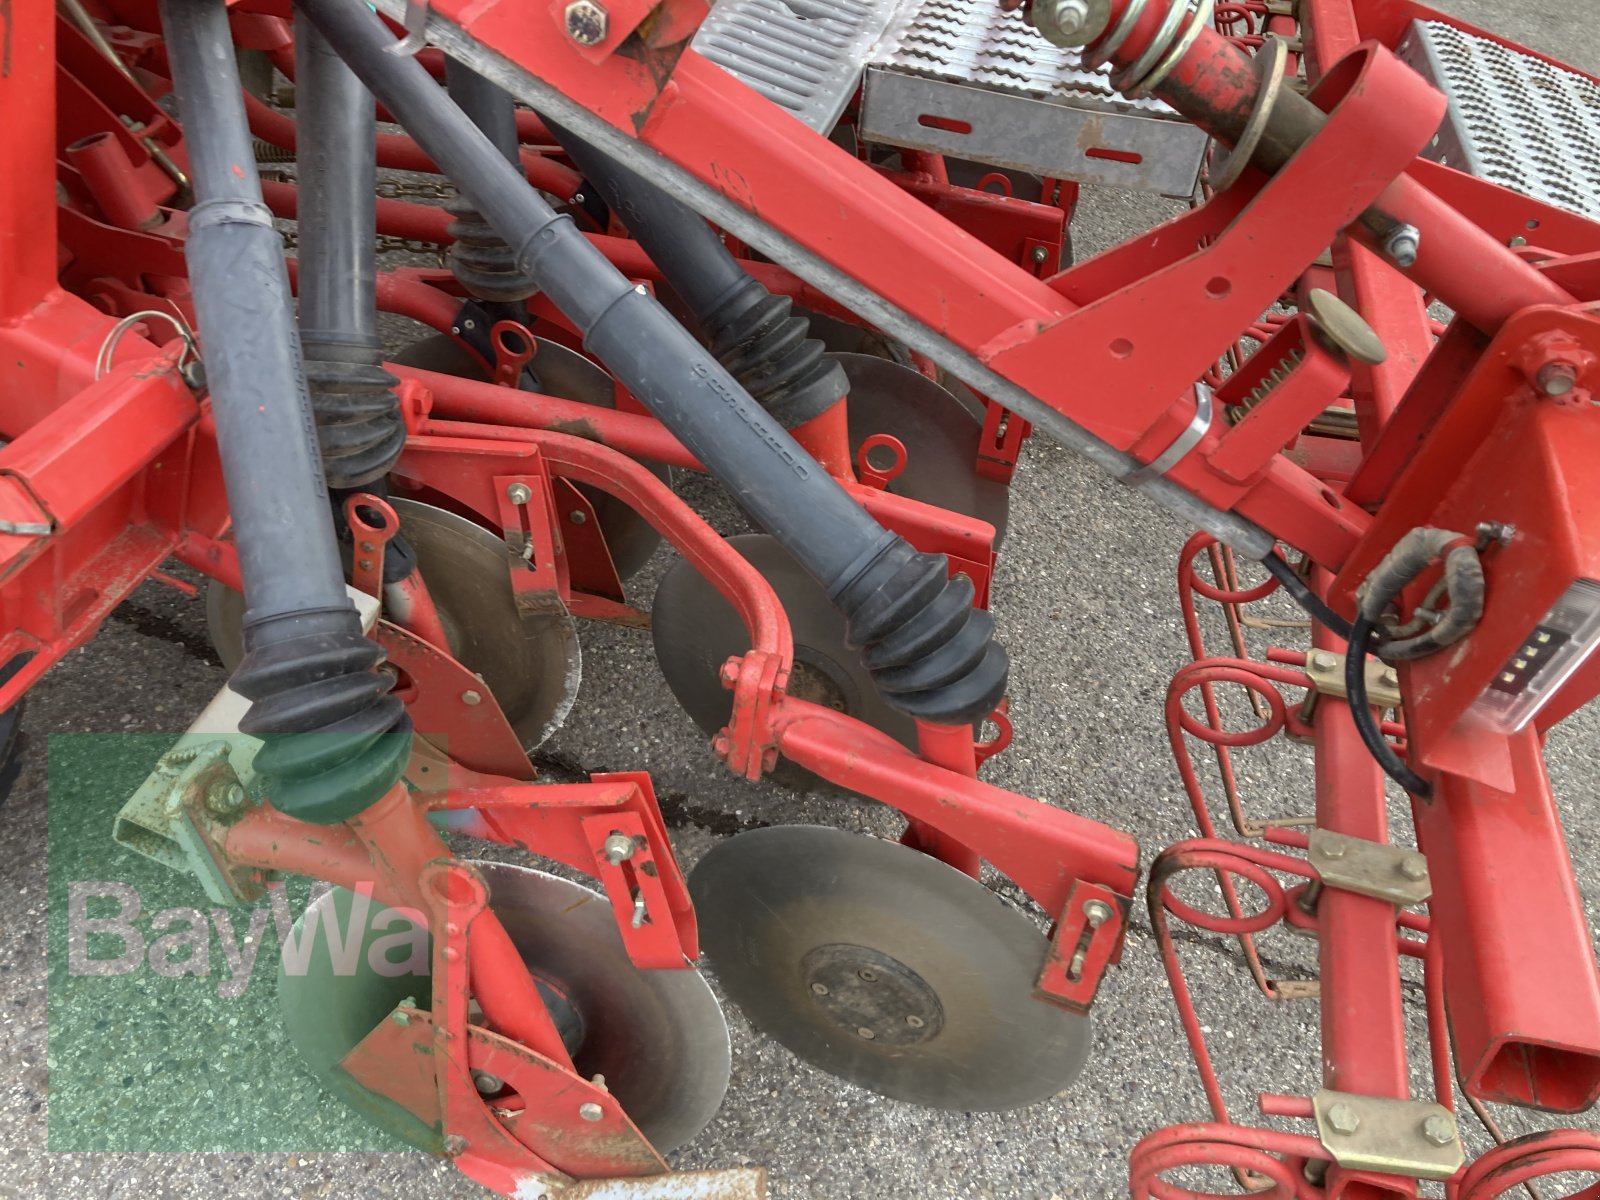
[206,779,247,815]
[1034,0,1104,47]
[1398,853,1428,881]
[1083,900,1114,928]
[506,482,533,505]
[1535,360,1578,396]
[1422,1113,1456,1146]
[1326,1103,1361,1136]
[462,690,483,706]
[602,832,635,864]
[1382,223,1421,268]
[565,0,608,45]
[472,1070,503,1094]
[1319,835,1347,860]
[579,1102,604,1122]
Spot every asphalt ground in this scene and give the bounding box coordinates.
[5,3,1600,1197]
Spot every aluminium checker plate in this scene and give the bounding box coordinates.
[692,0,1209,195]
[1398,19,1600,220]
[692,0,903,133]
[860,0,1209,195]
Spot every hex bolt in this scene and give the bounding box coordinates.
[1083,899,1114,928]
[1399,853,1428,882]
[1036,0,1095,46]
[206,779,247,815]
[506,482,533,505]
[602,832,635,864]
[1030,245,1049,265]
[392,1011,412,1027]
[1380,667,1400,688]
[462,689,483,706]
[1310,650,1338,672]
[569,510,588,524]
[564,0,608,45]
[1382,223,1421,268]
[1535,360,1578,397]
[1326,1103,1361,1136]
[1319,835,1347,860]
[1422,1113,1456,1146]
[579,1101,604,1122]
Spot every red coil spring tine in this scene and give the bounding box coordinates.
[1145,840,1316,1157]
[1460,1130,1600,1200]
[1130,1122,1327,1200]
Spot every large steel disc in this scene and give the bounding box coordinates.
[651,534,916,785]
[393,332,664,579]
[834,353,1010,543]
[279,860,731,1154]
[207,498,580,749]
[690,826,1090,1110]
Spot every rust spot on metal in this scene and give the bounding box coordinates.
[548,416,606,443]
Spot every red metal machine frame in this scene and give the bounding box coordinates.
[9,0,1600,1193]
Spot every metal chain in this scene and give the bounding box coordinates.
[279,226,448,266]
[376,179,456,201]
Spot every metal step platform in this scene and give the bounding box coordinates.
[693,0,1209,196]
[1399,19,1600,221]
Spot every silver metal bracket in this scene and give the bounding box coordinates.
[1125,383,1214,486]
[1312,1090,1465,1180]
[114,739,264,907]
[386,0,431,57]
[1307,831,1431,906]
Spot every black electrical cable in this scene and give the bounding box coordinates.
[1345,613,1433,798]
[1262,550,1353,640]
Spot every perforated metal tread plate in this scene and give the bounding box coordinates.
[859,0,1208,194]
[1399,19,1600,220]
[692,0,1209,195]
[692,0,902,132]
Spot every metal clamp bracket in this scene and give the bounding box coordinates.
[1307,831,1431,906]
[1302,649,1403,707]
[1125,383,1214,487]
[1312,1090,1464,1180]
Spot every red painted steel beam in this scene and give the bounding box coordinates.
[775,701,1141,917]
[1310,569,1415,1199]
[1415,728,1600,1113]
[1,0,60,322]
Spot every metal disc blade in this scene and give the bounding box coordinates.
[207,498,580,749]
[393,332,664,579]
[690,826,1091,1111]
[834,353,1010,544]
[279,860,731,1154]
[651,534,916,786]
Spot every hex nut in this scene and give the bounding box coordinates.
[565,0,608,45]
[1326,1102,1361,1136]
[602,832,635,864]
[1422,1113,1456,1146]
